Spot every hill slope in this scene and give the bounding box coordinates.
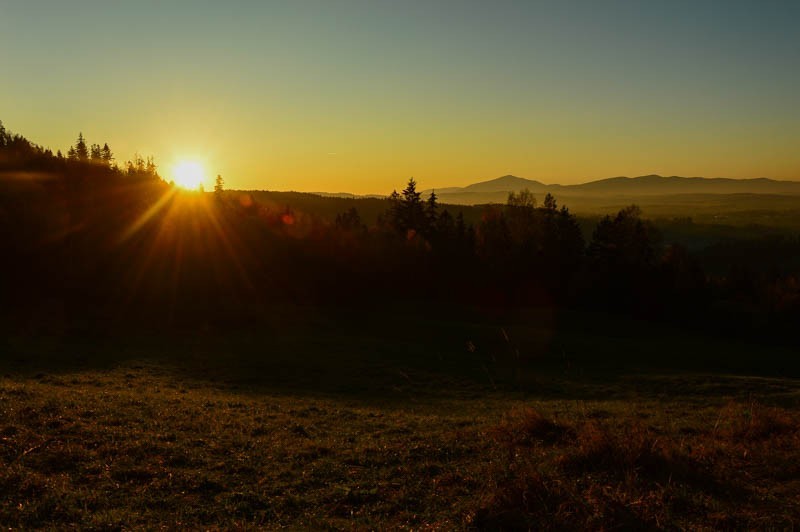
[423,174,800,205]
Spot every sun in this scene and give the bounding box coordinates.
[172,160,206,190]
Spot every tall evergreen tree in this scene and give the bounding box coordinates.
[214,174,225,198]
[398,178,425,236]
[101,143,113,166]
[90,143,102,161]
[425,190,439,232]
[75,132,88,161]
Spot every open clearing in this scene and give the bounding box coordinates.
[2,310,800,529]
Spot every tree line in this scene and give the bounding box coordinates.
[1,121,799,344]
[0,120,160,180]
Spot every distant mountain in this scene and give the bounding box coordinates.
[570,174,800,196]
[422,174,800,205]
[462,174,549,193]
[309,192,384,199]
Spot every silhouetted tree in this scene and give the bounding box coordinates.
[587,205,662,311]
[101,143,113,166]
[507,188,536,209]
[589,205,660,270]
[90,143,102,162]
[145,156,157,177]
[385,178,429,238]
[502,189,538,261]
[399,178,426,236]
[74,132,88,161]
[335,207,365,233]
[214,174,225,199]
[426,190,439,232]
[543,193,557,211]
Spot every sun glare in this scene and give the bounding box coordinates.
[172,160,206,190]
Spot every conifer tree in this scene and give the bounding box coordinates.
[101,143,113,166]
[75,132,88,161]
[387,189,401,231]
[425,190,439,231]
[214,174,225,198]
[398,178,425,235]
[90,143,102,161]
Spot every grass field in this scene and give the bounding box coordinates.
[2,307,799,529]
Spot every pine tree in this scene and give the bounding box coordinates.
[425,190,439,232]
[386,189,401,231]
[67,146,77,160]
[398,178,425,236]
[90,143,102,161]
[101,143,113,166]
[214,174,225,199]
[75,133,88,161]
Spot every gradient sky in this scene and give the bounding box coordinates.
[1,0,799,192]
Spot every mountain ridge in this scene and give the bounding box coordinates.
[418,174,800,203]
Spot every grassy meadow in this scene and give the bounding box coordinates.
[2,307,799,529]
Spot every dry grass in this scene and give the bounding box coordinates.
[474,402,800,530]
[1,365,799,529]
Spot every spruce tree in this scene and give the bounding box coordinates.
[101,143,113,166]
[399,178,425,235]
[90,143,102,161]
[75,133,89,161]
[425,190,439,232]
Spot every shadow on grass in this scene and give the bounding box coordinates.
[3,305,800,406]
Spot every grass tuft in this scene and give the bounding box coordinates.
[490,406,575,447]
